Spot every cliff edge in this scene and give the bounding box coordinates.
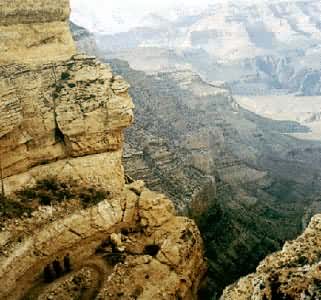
[0,0,133,196]
[221,214,321,299]
[0,1,206,299]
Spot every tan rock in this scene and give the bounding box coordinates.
[0,0,76,65]
[127,180,145,195]
[221,214,321,300]
[0,186,206,300]
[110,233,125,252]
[138,189,176,228]
[0,57,134,194]
[0,1,207,300]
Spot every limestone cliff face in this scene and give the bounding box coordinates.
[0,0,134,196]
[1,55,134,195]
[0,0,75,64]
[221,214,321,299]
[0,1,206,299]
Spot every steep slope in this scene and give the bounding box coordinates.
[0,1,206,299]
[106,60,321,297]
[72,20,321,298]
[221,213,321,299]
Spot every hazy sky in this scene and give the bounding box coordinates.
[70,0,269,33]
[70,0,207,33]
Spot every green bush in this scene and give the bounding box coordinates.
[60,72,70,80]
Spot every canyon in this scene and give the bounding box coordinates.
[71,15,321,298]
[1,0,321,299]
[76,0,321,97]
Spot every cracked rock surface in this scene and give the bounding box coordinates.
[0,55,134,195]
[0,184,206,300]
[221,214,321,300]
[0,0,133,195]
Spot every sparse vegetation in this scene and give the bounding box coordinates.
[0,194,32,219]
[0,178,111,220]
[60,71,70,81]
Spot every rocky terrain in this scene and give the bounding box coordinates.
[1,54,134,196]
[71,20,321,297]
[221,213,321,299]
[0,1,206,299]
[73,0,321,96]
[107,59,321,297]
[0,180,206,300]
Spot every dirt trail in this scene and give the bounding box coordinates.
[23,257,113,300]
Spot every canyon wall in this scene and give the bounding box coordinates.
[0,55,134,195]
[0,1,206,299]
[221,214,321,299]
[0,0,133,196]
[0,0,75,64]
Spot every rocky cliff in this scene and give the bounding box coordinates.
[105,59,321,298]
[0,181,206,300]
[221,213,321,299]
[1,55,134,196]
[0,0,75,65]
[0,0,134,196]
[0,1,206,299]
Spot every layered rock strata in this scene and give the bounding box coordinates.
[0,1,206,299]
[0,0,133,197]
[0,55,133,195]
[0,0,75,64]
[0,183,206,300]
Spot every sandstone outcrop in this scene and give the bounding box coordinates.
[0,184,206,300]
[0,0,134,195]
[0,55,133,195]
[0,0,75,64]
[221,214,321,300]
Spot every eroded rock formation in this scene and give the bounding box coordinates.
[221,214,321,299]
[0,0,75,65]
[0,1,206,299]
[1,55,133,195]
[0,182,206,300]
[105,59,321,297]
[0,0,134,195]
